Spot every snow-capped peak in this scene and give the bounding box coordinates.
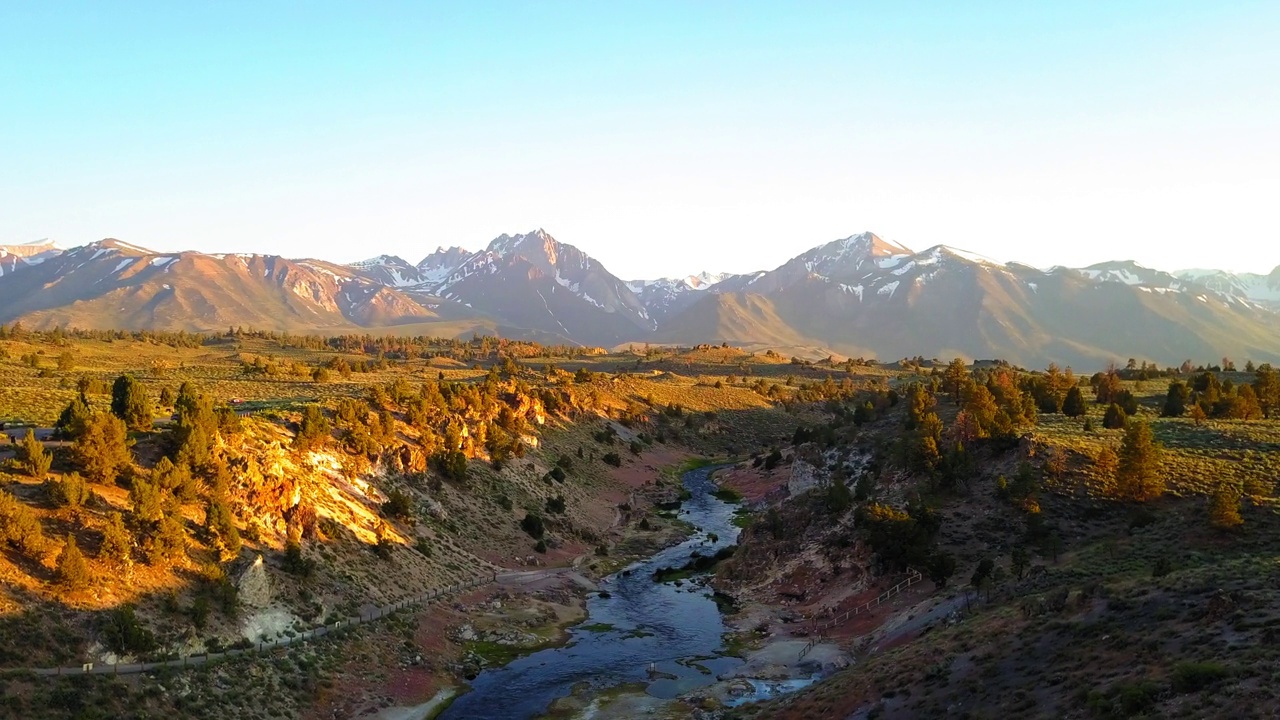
[628,271,727,292]
[487,229,554,256]
[349,254,411,269]
[0,238,62,257]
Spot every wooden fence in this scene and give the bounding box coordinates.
[19,574,496,678]
[798,568,924,661]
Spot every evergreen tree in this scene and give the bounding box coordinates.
[55,534,91,590]
[825,476,853,514]
[942,358,968,404]
[1095,446,1119,481]
[1162,381,1190,417]
[146,515,187,564]
[1061,386,1087,417]
[72,412,133,484]
[129,476,166,525]
[1102,403,1127,430]
[1114,389,1140,416]
[293,405,331,450]
[1208,482,1244,529]
[1116,420,1163,502]
[169,381,217,466]
[55,395,92,439]
[17,429,52,478]
[1232,385,1264,421]
[152,457,197,503]
[1011,547,1030,580]
[99,511,133,565]
[1254,364,1280,419]
[0,490,45,555]
[204,498,242,561]
[47,472,89,509]
[111,374,152,431]
[925,550,957,588]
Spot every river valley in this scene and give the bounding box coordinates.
[438,464,815,719]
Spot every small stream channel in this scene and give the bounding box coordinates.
[439,464,766,719]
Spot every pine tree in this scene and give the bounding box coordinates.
[152,457,197,503]
[925,550,956,588]
[146,515,187,565]
[1208,482,1244,529]
[47,472,89,509]
[1095,446,1119,481]
[204,498,242,561]
[0,490,45,555]
[1116,420,1163,502]
[17,429,52,478]
[1062,386,1087,417]
[99,511,133,565]
[942,358,968,405]
[55,534,91,590]
[55,395,92,439]
[1254,364,1280,419]
[72,412,133,484]
[111,374,152,431]
[293,405,331,450]
[1102,403,1127,430]
[129,476,166,525]
[169,382,217,467]
[1162,381,1190,418]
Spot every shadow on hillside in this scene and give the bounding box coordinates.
[1154,420,1280,454]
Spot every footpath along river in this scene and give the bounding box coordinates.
[440,464,760,719]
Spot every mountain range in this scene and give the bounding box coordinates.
[2,232,1279,368]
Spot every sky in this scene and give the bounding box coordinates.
[2,2,1278,278]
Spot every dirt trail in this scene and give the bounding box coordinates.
[496,567,599,592]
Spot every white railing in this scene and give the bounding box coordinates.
[797,568,924,661]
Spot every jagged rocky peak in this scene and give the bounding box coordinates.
[827,231,913,259]
[417,246,470,269]
[350,254,412,268]
[485,228,594,275]
[488,228,555,258]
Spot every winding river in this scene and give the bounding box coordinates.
[439,464,744,719]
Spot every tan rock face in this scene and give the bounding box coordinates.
[236,554,273,608]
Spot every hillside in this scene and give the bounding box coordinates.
[0,327,856,717]
[697,362,1280,720]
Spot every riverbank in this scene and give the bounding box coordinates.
[348,457,849,720]
[343,454,714,719]
[435,462,857,719]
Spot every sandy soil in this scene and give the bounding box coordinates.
[370,689,456,720]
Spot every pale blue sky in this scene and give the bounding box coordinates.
[2,2,1278,277]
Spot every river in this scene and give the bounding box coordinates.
[439,463,745,719]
